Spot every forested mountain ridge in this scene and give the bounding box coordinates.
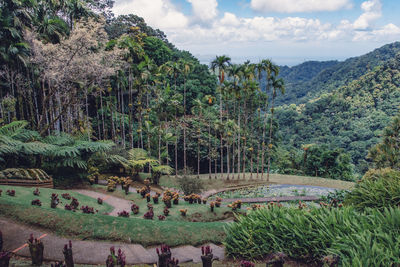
[275,42,400,105]
[275,54,400,174]
[279,60,339,84]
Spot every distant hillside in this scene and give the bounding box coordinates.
[276,54,400,174]
[279,60,339,84]
[276,42,400,105]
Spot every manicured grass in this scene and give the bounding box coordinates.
[0,201,226,247]
[91,185,237,222]
[0,185,227,246]
[0,185,112,214]
[159,173,355,191]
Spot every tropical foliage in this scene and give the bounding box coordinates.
[225,206,400,266]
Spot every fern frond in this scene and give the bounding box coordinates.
[57,157,88,169]
[0,120,28,137]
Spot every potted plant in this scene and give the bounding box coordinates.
[106,247,126,267]
[201,246,214,267]
[179,209,187,216]
[131,204,139,214]
[240,260,255,267]
[97,198,103,205]
[163,207,169,216]
[51,193,59,208]
[210,202,215,212]
[63,241,74,267]
[33,188,40,196]
[152,194,159,204]
[28,234,44,266]
[0,251,11,267]
[156,245,171,267]
[70,198,79,210]
[163,195,172,208]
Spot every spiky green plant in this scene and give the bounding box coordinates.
[224,206,400,266]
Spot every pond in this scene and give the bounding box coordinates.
[214,184,337,199]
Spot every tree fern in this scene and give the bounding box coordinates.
[0,120,28,137]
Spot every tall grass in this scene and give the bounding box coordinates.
[224,206,400,265]
[345,174,400,210]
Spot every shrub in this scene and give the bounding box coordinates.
[6,190,15,196]
[177,176,204,195]
[118,210,130,217]
[31,199,42,206]
[345,167,400,211]
[61,193,71,200]
[224,206,400,266]
[143,210,154,220]
[80,206,95,214]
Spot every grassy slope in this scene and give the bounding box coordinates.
[0,185,226,246]
[0,185,112,214]
[91,185,235,222]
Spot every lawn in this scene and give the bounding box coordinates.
[159,173,355,191]
[0,185,113,214]
[0,185,227,247]
[91,185,236,222]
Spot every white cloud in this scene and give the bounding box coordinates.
[353,0,382,30]
[186,0,218,22]
[112,0,400,63]
[113,0,188,29]
[250,0,352,13]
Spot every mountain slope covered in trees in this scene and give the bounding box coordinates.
[276,42,400,105]
[275,54,400,174]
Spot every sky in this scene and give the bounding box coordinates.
[112,0,400,66]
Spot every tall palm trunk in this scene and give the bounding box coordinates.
[267,95,275,182]
[242,101,247,180]
[197,130,200,179]
[208,123,212,179]
[256,143,260,179]
[237,103,241,179]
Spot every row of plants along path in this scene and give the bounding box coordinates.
[0,232,273,267]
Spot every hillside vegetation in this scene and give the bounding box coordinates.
[276,42,400,105]
[275,54,400,174]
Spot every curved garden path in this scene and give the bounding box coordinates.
[0,217,225,265]
[73,189,132,217]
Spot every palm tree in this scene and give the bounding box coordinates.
[210,55,231,179]
[256,59,279,179]
[179,59,194,175]
[266,76,285,181]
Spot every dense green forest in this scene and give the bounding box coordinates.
[276,42,400,105]
[275,54,400,175]
[0,0,399,183]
